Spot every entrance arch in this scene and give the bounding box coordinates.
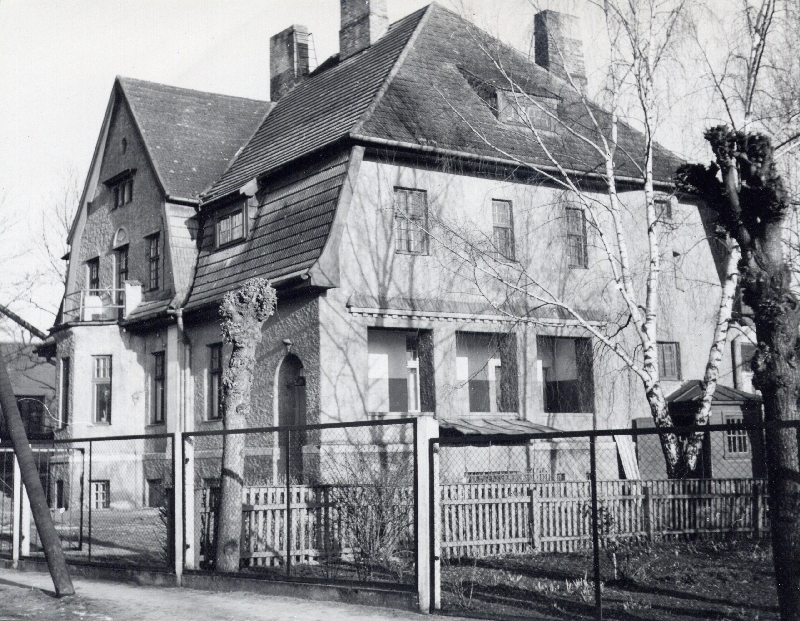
[277,354,306,482]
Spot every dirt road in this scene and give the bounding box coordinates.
[0,568,472,621]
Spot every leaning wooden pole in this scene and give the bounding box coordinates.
[0,355,74,596]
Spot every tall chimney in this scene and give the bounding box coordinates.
[534,11,586,88]
[270,25,310,101]
[339,0,388,61]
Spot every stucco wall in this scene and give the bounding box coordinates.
[319,157,732,430]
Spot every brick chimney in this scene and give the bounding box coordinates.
[270,25,310,101]
[339,0,388,61]
[534,11,586,88]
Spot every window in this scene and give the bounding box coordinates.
[735,340,757,393]
[59,357,70,428]
[497,90,559,131]
[92,355,112,424]
[208,344,223,420]
[566,208,588,268]
[492,200,515,260]
[147,479,165,508]
[147,234,160,291]
[55,480,67,510]
[91,480,110,509]
[152,352,165,424]
[655,197,672,221]
[368,329,426,413]
[725,417,749,454]
[113,178,133,209]
[116,245,128,309]
[394,188,428,255]
[16,397,45,436]
[456,332,518,414]
[87,257,100,292]
[216,206,245,247]
[537,336,594,413]
[657,342,681,380]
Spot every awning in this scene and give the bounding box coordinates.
[439,418,560,438]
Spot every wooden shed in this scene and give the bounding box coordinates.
[634,381,765,479]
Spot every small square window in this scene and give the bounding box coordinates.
[91,480,110,509]
[216,206,246,248]
[725,417,749,454]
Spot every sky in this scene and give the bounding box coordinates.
[0,0,716,337]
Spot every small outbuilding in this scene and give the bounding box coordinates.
[633,381,764,479]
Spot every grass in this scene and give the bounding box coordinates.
[440,539,777,620]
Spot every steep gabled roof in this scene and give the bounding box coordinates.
[119,77,273,201]
[202,6,429,204]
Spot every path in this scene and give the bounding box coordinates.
[0,568,474,621]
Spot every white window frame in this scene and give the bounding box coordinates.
[92,355,112,424]
[215,204,246,248]
[91,480,110,509]
[725,416,750,456]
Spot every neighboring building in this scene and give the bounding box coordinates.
[40,0,746,494]
[0,342,56,440]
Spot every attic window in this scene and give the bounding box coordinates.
[121,138,127,153]
[215,202,247,248]
[497,90,559,131]
[103,169,136,209]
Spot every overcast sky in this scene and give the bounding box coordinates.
[0,0,714,335]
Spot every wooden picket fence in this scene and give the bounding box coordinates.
[439,478,769,558]
[199,484,415,569]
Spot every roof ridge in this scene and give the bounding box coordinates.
[117,75,270,105]
[350,4,435,136]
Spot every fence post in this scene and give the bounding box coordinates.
[432,438,441,611]
[417,415,439,614]
[184,436,196,570]
[12,455,21,567]
[21,480,31,557]
[642,485,653,542]
[589,435,602,621]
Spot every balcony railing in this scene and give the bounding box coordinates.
[63,288,124,323]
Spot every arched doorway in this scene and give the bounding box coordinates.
[277,354,306,482]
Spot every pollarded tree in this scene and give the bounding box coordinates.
[679,127,800,621]
[215,278,277,573]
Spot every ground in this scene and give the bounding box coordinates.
[0,568,460,621]
[441,539,778,620]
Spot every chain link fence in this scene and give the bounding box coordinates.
[5,434,174,570]
[184,418,418,588]
[434,422,780,621]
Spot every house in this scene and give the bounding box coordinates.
[40,0,743,500]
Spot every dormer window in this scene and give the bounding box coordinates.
[103,169,136,209]
[215,203,246,248]
[496,90,559,131]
